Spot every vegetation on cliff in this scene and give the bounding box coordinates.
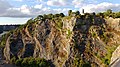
[0,10,120,67]
[10,57,52,67]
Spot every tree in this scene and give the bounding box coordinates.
[59,13,65,17]
[34,15,43,21]
[68,10,72,16]
[75,11,80,15]
[92,12,96,16]
[47,13,54,19]
[107,9,112,14]
[114,12,120,18]
[26,18,34,25]
[43,14,48,19]
[97,12,104,18]
[104,9,113,17]
[54,14,60,17]
[37,15,43,20]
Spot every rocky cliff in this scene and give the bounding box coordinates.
[0,14,120,67]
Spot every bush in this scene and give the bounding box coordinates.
[67,29,72,38]
[15,57,51,67]
[114,12,120,18]
[55,18,63,31]
[0,35,7,48]
[15,58,23,66]
[10,57,16,64]
[59,13,65,17]
[75,11,80,15]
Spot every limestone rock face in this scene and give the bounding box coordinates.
[1,16,120,67]
[110,46,120,64]
[3,17,76,67]
[106,18,120,32]
[107,18,120,65]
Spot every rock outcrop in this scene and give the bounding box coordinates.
[1,15,120,67]
[108,18,120,66]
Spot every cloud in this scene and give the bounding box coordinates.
[72,0,84,5]
[36,0,43,2]
[34,4,43,9]
[30,7,70,16]
[2,7,32,18]
[20,5,30,14]
[47,0,69,7]
[0,1,32,18]
[80,2,120,13]
[2,4,71,17]
[13,0,23,2]
[72,0,98,8]
[0,0,120,18]
[0,0,12,15]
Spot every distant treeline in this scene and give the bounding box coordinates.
[0,25,20,33]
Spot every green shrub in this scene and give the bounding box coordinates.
[75,11,80,15]
[15,58,23,66]
[10,57,16,64]
[0,35,7,48]
[15,57,51,67]
[91,32,97,38]
[59,13,65,17]
[55,18,63,31]
[74,57,91,67]
[67,29,72,38]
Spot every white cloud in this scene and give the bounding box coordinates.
[0,3,32,17]
[34,4,43,9]
[72,0,87,8]
[37,0,42,2]
[72,0,98,8]
[72,0,84,5]
[20,5,30,14]
[13,0,23,2]
[3,8,30,17]
[0,0,120,18]
[80,2,120,13]
[47,0,69,7]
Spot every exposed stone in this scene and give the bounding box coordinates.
[1,16,120,67]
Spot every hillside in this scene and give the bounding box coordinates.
[0,11,120,67]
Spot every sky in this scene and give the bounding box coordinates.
[0,0,120,25]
